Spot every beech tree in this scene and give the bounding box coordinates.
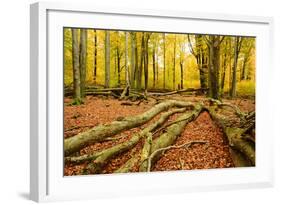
[105,30,110,88]
[230,37,243,98]
[79,29,87,97]
[71,28,81,103]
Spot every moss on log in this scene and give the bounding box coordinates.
[148,104,204,170]
[67,108,187,173]
[64,100,194,156]
[207,107,255,166]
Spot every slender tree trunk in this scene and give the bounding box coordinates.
[173,35,176,90]
[71,28,81,103]
[136,33,144,90]
[105,31,110,88]
[144,33,150,94]
[117,47,121,86]
[156,47,159,84]
[130,33,136,89]
[125,32,130,87]
[152,43,156,88]
[163,33,166,89]
[180,62,183,89]
[221,40,228,92]
[230,37,242,98]
[93,29,97,84]
[79,29,87,98]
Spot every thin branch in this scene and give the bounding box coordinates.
[187,34,197,56]
[203,35,211,46]
[147,140,207,171]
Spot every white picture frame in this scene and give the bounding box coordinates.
[30,1,274,202]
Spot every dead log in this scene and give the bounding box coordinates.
[119,85,130,100]
[147,104,204,170]
[66,108,187,173]
[207,107,255,166]
[64,100,193,156]
[115,105,203,173]
[148,88,208,96]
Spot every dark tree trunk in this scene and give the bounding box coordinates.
[163,33,166,89]
[230,37,243,98]
[208,35,221,99]
[130,33,136,89]
[93,29,97,84]
[105,31,110,88]
[173,35,176,90]
[180,62,184,89]
[152,44,156,88]
[144,33,150,94]
[79,29,87,98]
[136,33,144,90]
[188,34,208,90]
[71,28,81,103]
[221,39,228,92]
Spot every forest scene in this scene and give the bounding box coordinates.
[63,28,256,176]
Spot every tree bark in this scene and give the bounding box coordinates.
[105,31,110,88]
[93,29,97,83]
[79,29,87,98]
[230,37,243,98]
[173,35,176,90]
[148,104,204,170]
[64,100,194,156]
[130,32,136,89]
[71,28,81,103]
[207,107,255,166]
[69,108,187,174]
[207,35,222,99]
[163,33,166,89]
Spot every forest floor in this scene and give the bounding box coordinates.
[64,95,255,176]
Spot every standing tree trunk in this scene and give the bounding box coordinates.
[188,35,208,90]
[230,37,243,98]
[143,33,150,95]
[173,35,176,90]
[71,28,81,103]
[79,29,87,98]
[104,31,110,88]
[180,62,184,89]
[125,32,130,87]
[130,32,136,89]
[207,35,223,99]
[93,29,97,84]
[152,42,156,88]
[163,33,166,89]
[240,42,253,81]
[136,33,144,90]
[221,39,229,93]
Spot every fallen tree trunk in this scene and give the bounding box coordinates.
[64,100,193,156]
[148,88,208,96]
[119,85,130,100]
[115,105,203,173]
[147,104,204,170]
[207,107,255,166]
[66,108,187,174]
